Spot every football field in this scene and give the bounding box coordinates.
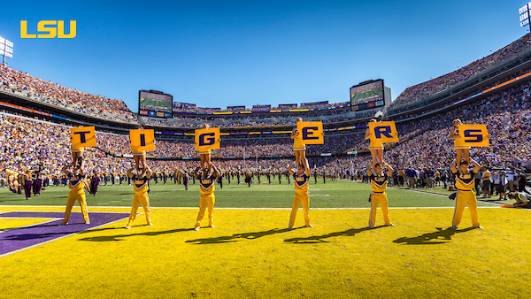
[0,181,529,298]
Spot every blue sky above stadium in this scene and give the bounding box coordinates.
[0,0,527,110]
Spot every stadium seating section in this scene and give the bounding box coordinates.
[0,34,529,179]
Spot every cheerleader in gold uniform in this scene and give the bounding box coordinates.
[368,162,393,228]
[291,118,306,167]
[199,124,213,169]
[450,159,481,229]
[194,162,220,231]
[63,165,90,225]
[365,119,384,167]
[450,119,470,164]
[125,165,153,228]
[288,158,312,230]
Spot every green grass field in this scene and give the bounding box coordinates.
[0,180,493,208]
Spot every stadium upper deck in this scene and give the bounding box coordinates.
[0,64,137,124]
[392,34,531,108]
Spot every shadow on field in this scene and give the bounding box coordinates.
[2,232,70,240]
[186,227,299,244]
[78,227,195,242]
[393,227,476,245]
[284,226,385,244]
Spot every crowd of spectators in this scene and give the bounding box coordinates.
[1,77,529,191]
[0,111,361,183]
[392,34,531,108]
[171,101,349,114]
[387,81,530,170]
[0,64,137,123]
[139,109,374,129]
[1,75,528,189]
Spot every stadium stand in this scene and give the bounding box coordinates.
[392,34,531,108]
[0,34,529,189]
[0,64,137,123]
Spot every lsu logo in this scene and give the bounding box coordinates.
[20,20,76,39]
[195,127,221,152]
[70,126,96,150]
[368,121,399,144]
[129,129,156,153]
[297,121,324,145]
[458,124,489,147]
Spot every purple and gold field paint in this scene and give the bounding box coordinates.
[0,211,128,256]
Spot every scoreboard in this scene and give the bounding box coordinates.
[138,90,173,118]
[350,79,386,111]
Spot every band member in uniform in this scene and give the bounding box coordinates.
[288,158,312,230]
[125,160,153,228]
[244,170,252,187]
[22,168,33,200]
[450,119,470,164]
[291,118,306,167]
[194,162,221,231]
[368,162,394,228]
[217,170,224,189]
[450,159,481,229]
[256,167,261,184]
[63,164,90,225]
[226,168,231,184]
[32,166,43,196]
[89,170,100,197]
[178,168,190,191]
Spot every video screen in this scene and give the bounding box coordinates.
[350,80,385,111]
[139,90,173,118]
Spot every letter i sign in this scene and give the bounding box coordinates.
[130,129,156,153]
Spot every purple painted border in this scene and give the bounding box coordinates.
[0,211,128,255]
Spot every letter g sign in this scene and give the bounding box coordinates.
[199,132,216,146]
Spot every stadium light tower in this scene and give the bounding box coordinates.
[519,2,531,33]
[0,36,14,65]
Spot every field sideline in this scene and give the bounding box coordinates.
[0,180,496,208]
[0,181,529,298]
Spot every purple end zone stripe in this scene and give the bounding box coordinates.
[0,212,129,255]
